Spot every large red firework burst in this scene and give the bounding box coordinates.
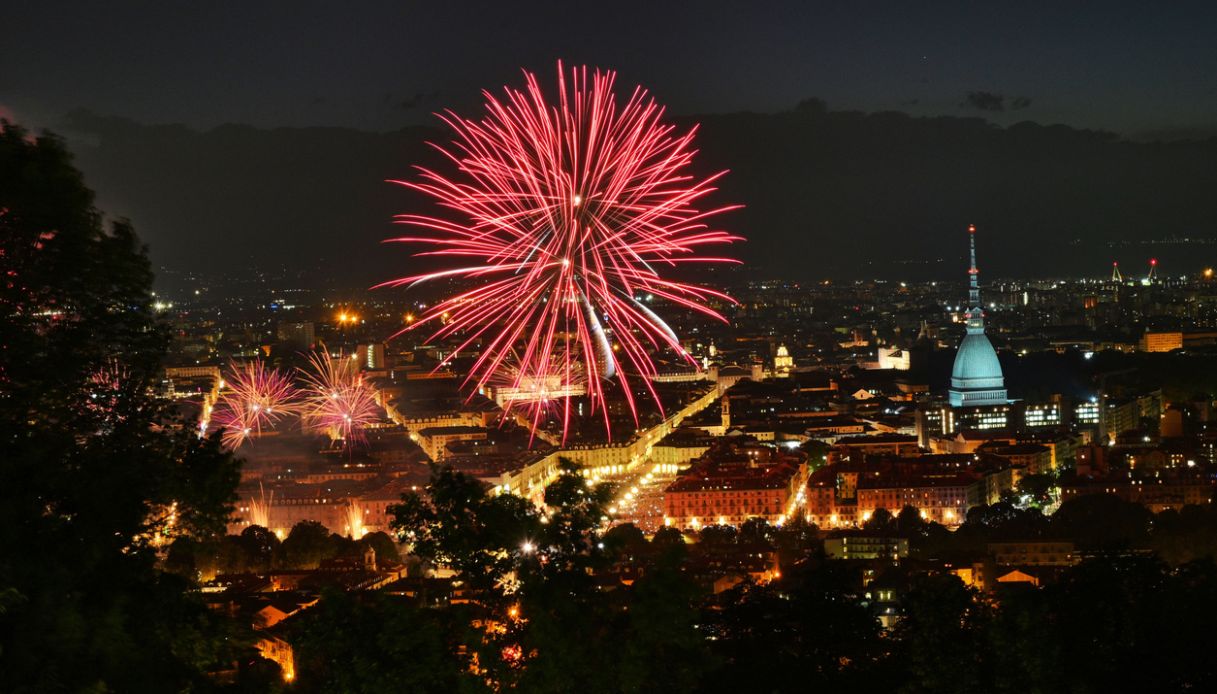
[379,63,741,437]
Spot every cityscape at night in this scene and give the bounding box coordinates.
[5,2,1217,692]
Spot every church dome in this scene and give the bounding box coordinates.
[950,333,1005,390]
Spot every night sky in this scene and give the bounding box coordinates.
[5,1,1217,285]
[9,1,1217,134]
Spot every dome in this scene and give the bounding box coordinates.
[951,334,1003,387]
[949,333,1007,407]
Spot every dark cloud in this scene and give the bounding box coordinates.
[963,91,1006,111]
[795,97,828,114]
[385,91,442,111]
[962,91,1033,112]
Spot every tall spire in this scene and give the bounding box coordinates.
[965,224,984,334]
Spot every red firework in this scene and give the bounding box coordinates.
[210,360,302,450]
[85,358,131,428]
[299,350,380,448]
[379,63,741,438]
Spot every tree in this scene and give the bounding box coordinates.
[863,507,895,532]
[895,505,927,535]
[279,521,339,570]
[358,531,400,564]
[0,122,242,690]
[698,524,738,546]
[290,589,469,693]
[704,560,891,692]
[238,525,281,572]
[738,517,775,545]
[389,464,539,592]
[1051,493,1152,550]
[1015,473,1056,508]
[893,574,988,693]
[601,522,647,558]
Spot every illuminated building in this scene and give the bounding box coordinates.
[1074,398,1100,426]
[823,536,908,561]
[276,321,315,350]
[988,541,1078,567]
[1139,331,1183,353]
[773,343,794,377]
[357,342,386,369]
[663,437,809,529]
[805,454,1016,527]
[876,346,911,370]
[948,225,1008,408]
[831,433,921,461]
[1023,398,1062,428]
[949,404,1012,432]
[416,425,488,462]
[977,442,1053,474]
[913,226,1012,446]
[855,473,977,525]
[1059,470,1215,512]
[916,400,1012,447]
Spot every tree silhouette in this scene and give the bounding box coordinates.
[0,121,242,690]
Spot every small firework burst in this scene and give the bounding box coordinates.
[85,357,131,425]
[210,360,302,450]
[299,350,380,448]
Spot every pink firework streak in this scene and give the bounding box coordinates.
[299,350,380,448]
[378,63,742,439]
[211,361,302,450]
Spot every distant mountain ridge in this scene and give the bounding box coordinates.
[58,106,1217,288]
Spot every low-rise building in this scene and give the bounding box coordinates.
[988,541,1078,567]
[824,535,909,561]
[664,437,808,529]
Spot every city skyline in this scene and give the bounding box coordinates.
[6,5,1217,691]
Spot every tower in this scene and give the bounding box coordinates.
[774,343,794,376]
[948,225,1007,408]
[1111,261,1122,283]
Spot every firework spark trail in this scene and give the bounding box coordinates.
[379,63,741,439]
[247,483,272,529]
[299,350,380,448]
[210,361,302,450]
[344,498,367,539]
[86,358,131,426]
